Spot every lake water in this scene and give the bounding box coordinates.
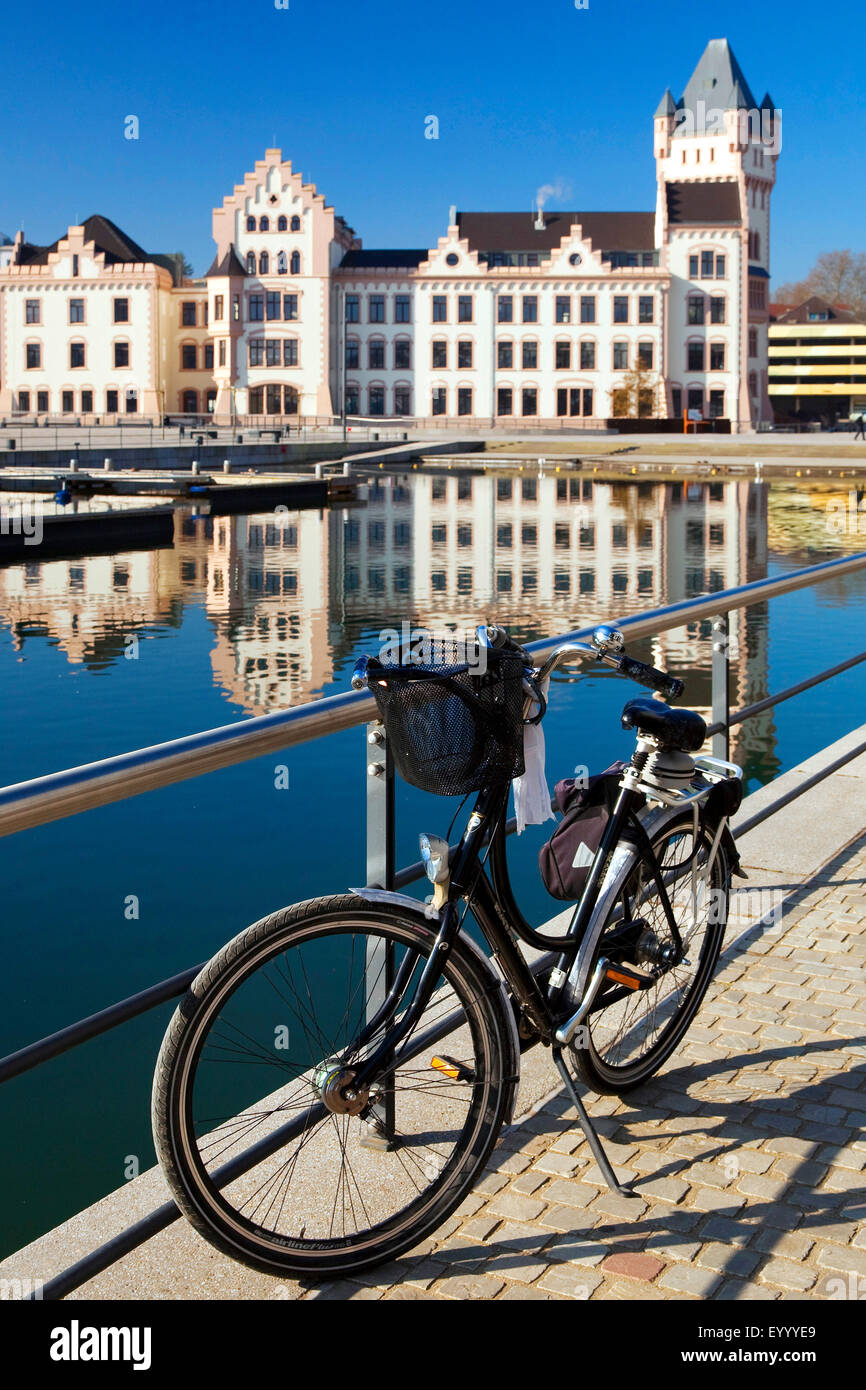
[1,466,865,1257]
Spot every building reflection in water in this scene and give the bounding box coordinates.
[2,472,863,781]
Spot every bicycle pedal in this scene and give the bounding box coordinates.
[604,963,653,991]
[431,1055,474,1083]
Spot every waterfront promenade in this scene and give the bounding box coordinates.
[3,725,864,1302]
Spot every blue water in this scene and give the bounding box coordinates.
[0,471,864,1257]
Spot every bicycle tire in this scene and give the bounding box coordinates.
[571,810,729,1095]
[152,893,515,1279]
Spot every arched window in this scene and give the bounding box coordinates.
[246,216,255,232]
[277,251,287,275]
[259,216,269,231]
[290,215,301,232]
[290,251,301,275]
[259,251,269,275]
[246,252,256,275]
[277,216,288,232]
[182,389,198,414]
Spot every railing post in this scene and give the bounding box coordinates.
[712,612,730,762]
[363,717,395,1148]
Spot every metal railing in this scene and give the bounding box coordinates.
[2,548,866,1299]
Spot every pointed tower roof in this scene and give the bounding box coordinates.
[655,88,676,118]
[760,90,776,111]
[205,244,248,278]
[678,38,758,117]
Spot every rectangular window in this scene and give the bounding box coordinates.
[369,294,385,322]
[204,343,214,369]
[748,326,758,357]
[345,294,359,322]
[522,478,537,501]
[432,295,447,322]
[345,340,359,369]
[458,387,473,416]
[580,341,595,370]
[368,340,385,369]
[232,294,240,321]
[497,387,513,416]
[687,342,705,371]
[671,386,682,418]
[70,342,85,368]
[283,294,298,320]
[395,294,411,322]
[81,389,93,412]
[522,341,537,369]
[106,389,119,412]
[710,297,726,324]
[432,387,447,415]
[69,299,85,323]
[638,342,653,369]
[710,342,725,370]
[266,291,281,320]
[395,386,411,415]
[182,301,197,326]
[497,295,513,323]
[395,340,411,369]
[522,295,538,323]
[25,343,41,368]
[249,293,264,321]
[37,390,49,412]
[432,340,447,368]
[555,295,571,324]
[497,479,512,501]
[555,341,571,369]
[62,390,73,413]
[583,387,593,417]
[580,295,596,323]
[345,386,359,414]
[265,340,281,367]
[708,389,725,418]
[458,294,473,322]
[116,341,131,368]
[521,387,537,417]
[369,385,385,415]
[218,339,226,367]
[249,338,264,366]
[457,340,473,369]
[715,255,726,278]
[688,295,704,325]
[214,295,224,320]
[613,296,629,323]
[113,298,129,323]
[497,341,513,369]
[689,254,699,278]
[613,341,628,370]
[284,339,298,367]
[569,388,581,417]
[25,299,40,324]
[687,387,703,414]
[638,296,654,323]
[700,251,714,279]
[556,388,568,417]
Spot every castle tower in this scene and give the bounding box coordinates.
[653,40,780,429]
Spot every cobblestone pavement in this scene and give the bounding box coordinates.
[292,832,866,1302]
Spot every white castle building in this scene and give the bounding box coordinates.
[0,38,777,431]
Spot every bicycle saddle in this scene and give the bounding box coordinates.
[621,697,707,753]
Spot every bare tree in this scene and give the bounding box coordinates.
[775,250,866,317]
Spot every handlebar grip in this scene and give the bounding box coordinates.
[617,654,684,701]
[351,654,372,690]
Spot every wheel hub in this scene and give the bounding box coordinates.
[312,1060,370,1116]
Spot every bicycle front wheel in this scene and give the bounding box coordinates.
[152,894,515,1279]
[572,810,728,1094]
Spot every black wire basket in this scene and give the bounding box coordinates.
[366,641,526,796]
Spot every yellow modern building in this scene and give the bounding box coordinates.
[769,295,866,426]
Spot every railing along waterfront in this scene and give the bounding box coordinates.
[1,550,866,1299]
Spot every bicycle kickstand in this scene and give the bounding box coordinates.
[551,1047,635,1199]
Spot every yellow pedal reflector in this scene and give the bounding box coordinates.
[604,965,644,991]
[431,1055,473,1082]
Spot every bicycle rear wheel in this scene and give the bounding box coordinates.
[571,810,728,1094]
[152,894,515,1279]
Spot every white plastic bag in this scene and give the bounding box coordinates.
[513,677,555,834]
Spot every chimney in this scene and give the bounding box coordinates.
[449,204,457,226]
[534,208,545,231]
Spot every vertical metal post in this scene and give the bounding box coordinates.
[711,613,730,762]
[363,718,395,1147]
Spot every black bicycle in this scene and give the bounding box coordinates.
[152,624,743,1279]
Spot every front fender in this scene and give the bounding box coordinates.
[349,886,522,1123]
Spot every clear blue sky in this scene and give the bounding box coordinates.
[2,0,862,286]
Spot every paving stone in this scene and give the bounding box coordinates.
[498,1282,562,1300]
[696,1242,761,1277]
[758,1259,818,1293]
[736,1173,791,1202]
[690,1187,746,1214]
[435,1273,507,1300]
[459,1215,501,1243]
[658,1264,723,1297]
[633,1175,690,1204]
[715,1280,780,1301]
[815,1243,866,1278]
[754,1229,815,1261]
[590,1191,648,1222]
[538,1178,600,1209]
[533,1151,582,1177]
[602,1252,665,1282]
[538,1266,603,1299]
[487,1190,548,1223]
[546,1231,609,1267]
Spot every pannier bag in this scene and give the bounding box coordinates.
[366,640,526,797]
[539,761,635,901]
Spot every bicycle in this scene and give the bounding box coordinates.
[152,623,743,1280]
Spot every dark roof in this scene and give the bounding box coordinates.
[666,181,741,225]
[749,265,770,279]
[205,245,249,278]
[12,214,180,276]
[338,249,428,269]
[676,38,758,122]
[772,295,859,325]
[456,211,656,254]
[655,88,676,118]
